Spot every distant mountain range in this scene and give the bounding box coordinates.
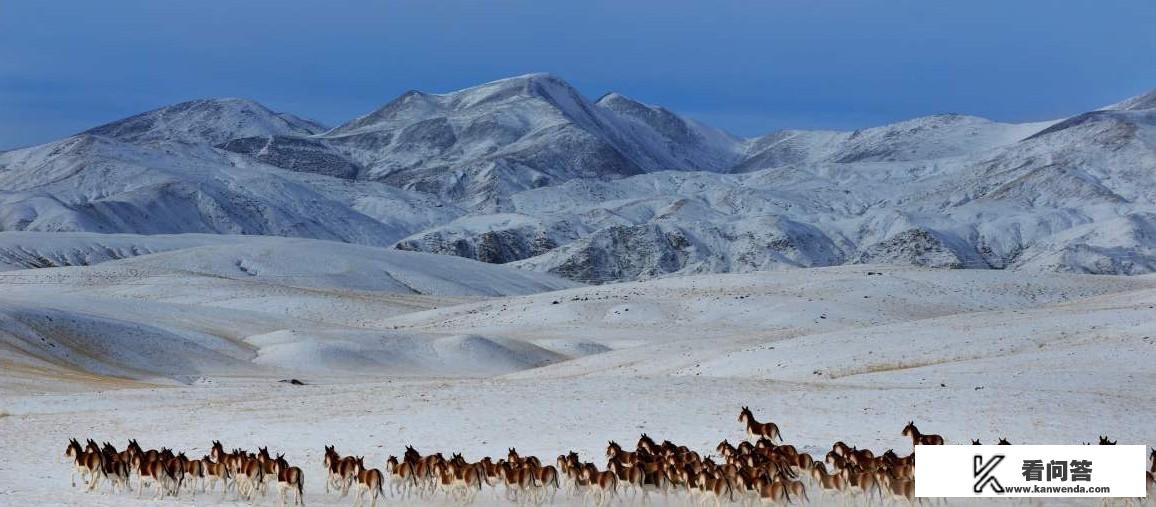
[2,74,1155,282]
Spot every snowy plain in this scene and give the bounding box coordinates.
[0,233,1153,506]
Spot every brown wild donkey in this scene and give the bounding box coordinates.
[354,466,385,507]
[202,454,231,497]
[739,406,782,442]
[385,455,418,499]
[902,421,945,447]
[64,439,103,491]
[276,460,305,507]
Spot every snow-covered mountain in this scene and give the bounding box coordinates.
[1104,88,1156,112]
[82,97,327,146]
[733,114,1049,171]
[0,125,458,242]
[316,73,745,210]
[389,85,1156,281]
[2,76,1155,282]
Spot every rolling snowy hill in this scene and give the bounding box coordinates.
[0,233,578,383]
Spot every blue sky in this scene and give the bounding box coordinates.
[2,0,1154,149]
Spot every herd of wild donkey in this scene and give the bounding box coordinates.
[65,406,1156,506]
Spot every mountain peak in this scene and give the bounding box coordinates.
[82,98,325,146]
[482,72,561,85]
[594,92,694,128]
[441,72,582,110]
[469,73,573,93]
[1104,88,1156,111]
[331,73,585,137]
[595,92,661,111]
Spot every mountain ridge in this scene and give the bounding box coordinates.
[3,77,1156,282]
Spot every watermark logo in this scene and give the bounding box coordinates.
[917,445,1146,498]
[973,454,1004,494]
